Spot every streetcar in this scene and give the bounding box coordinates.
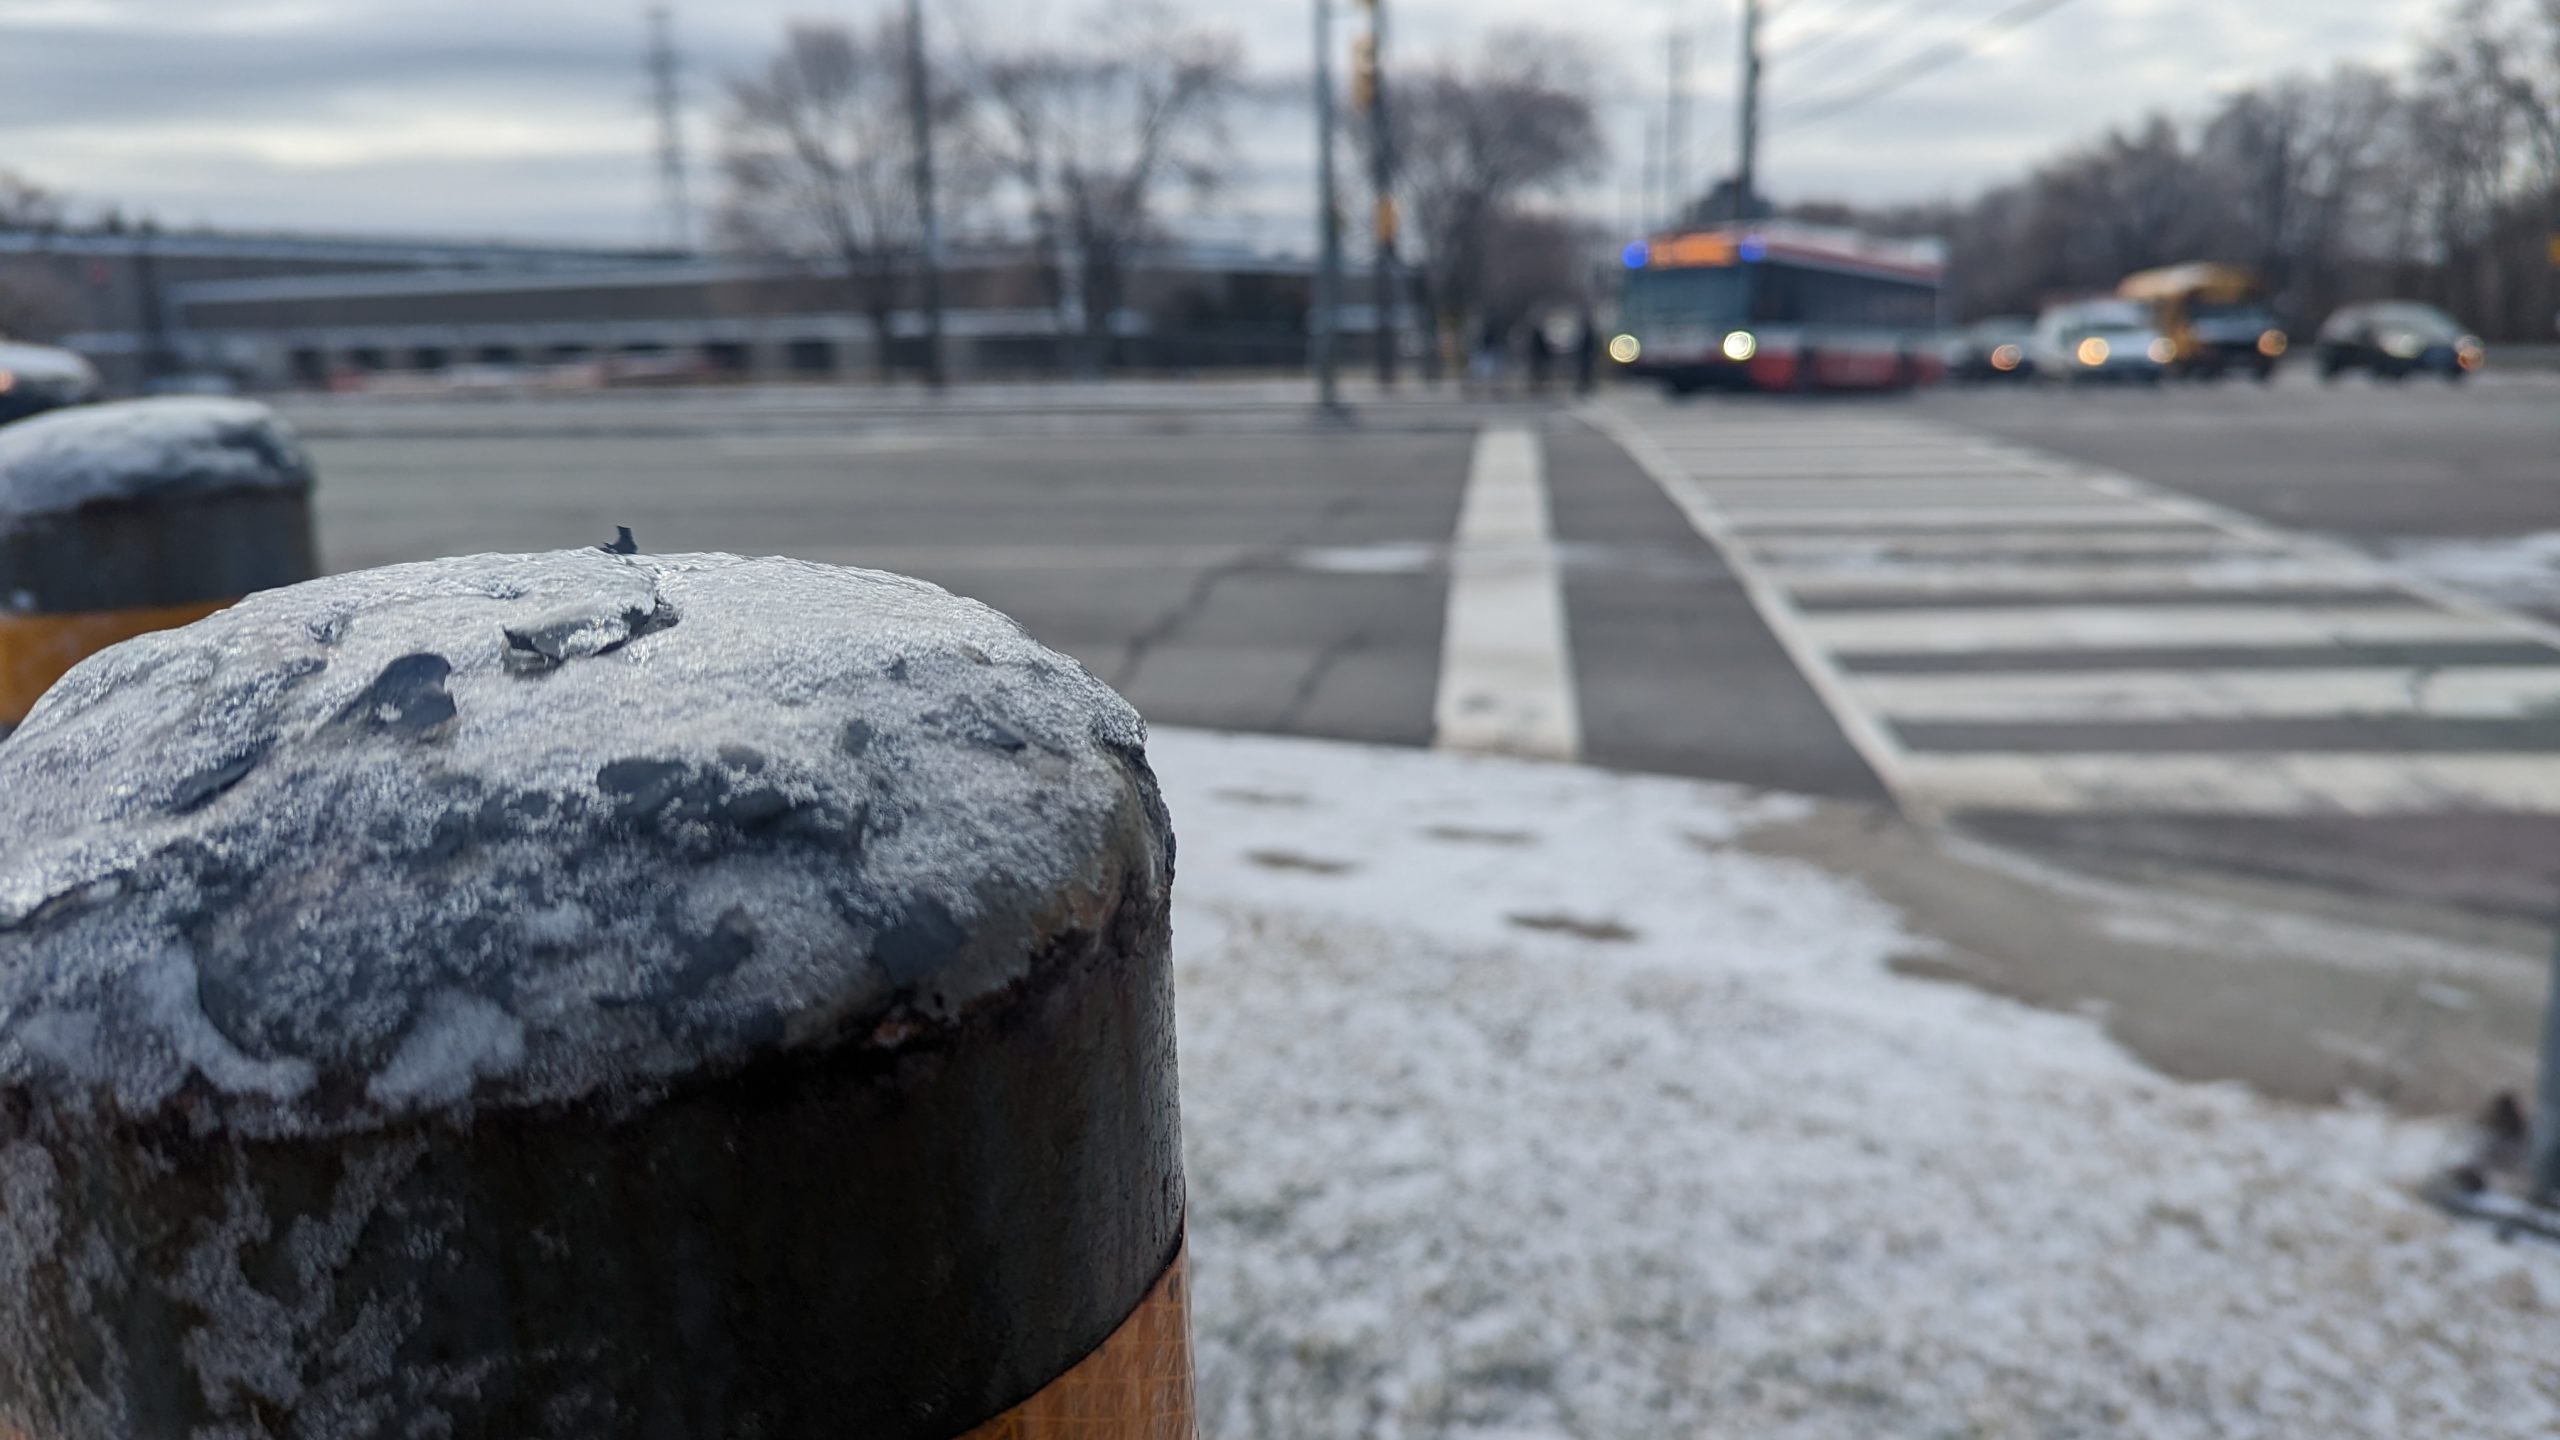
[1609,223,1946,395]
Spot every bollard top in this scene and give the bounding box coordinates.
[0,549,1170,1138]
[0,396,314,531]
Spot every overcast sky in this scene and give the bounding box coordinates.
[0,0,2425,253]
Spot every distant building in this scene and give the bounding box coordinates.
[0,226,1322,391]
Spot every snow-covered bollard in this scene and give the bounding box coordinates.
[0,550,1189,1438]
[0,396,318,734]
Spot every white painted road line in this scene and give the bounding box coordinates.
[1745,531,2272,559]
[1893,753,2560,816]
[1433,425,1581,762]
[1768,559,2379,597]
[1718,505,2183,531]
[1798,604,2506,654]
[1851,667,2560,723]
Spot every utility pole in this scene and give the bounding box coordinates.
[645,6,692,252]
[1313,0,1346,416]
[1355,0,1397,388]
[1667,29,1690,228]
[904,0,947,388]
[1642,117,1663,233]
[1734,0,1762,225]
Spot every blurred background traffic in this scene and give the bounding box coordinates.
[0,0,2553,406]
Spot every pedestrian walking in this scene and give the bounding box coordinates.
[1574,309,1602,395]
[1527,321,1555,394]
[1471,314,1507,395]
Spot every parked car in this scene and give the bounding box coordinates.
[2030,300,2170,385]
[1946,317,2038,383]
[0,337,104,425]
[2315,302,2484,382]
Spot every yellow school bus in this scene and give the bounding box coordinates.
[2117,264,2288,381]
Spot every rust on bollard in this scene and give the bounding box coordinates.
[0,549,1187,1439]
[0,396,317,731]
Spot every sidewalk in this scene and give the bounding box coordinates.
[1150,727,2556,1438]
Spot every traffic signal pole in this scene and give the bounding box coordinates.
[1313,0,1347,416]
[1735,0,1762,223]
[1358,0,1399,388]
[905,0,947,388]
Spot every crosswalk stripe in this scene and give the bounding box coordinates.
[1589,396,2560,818]
[1720,505,2182,531]
[1702,484,2122,508]
[1849,667,2560,722]
[1433,425,1580,762]
[1798,604,2506,652]
[1767,559,2381,597]
[1744,531,2276,559]
[1893,752,2560,816]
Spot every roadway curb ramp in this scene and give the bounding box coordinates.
[0,396,319,735]
[0,550,1191,1439]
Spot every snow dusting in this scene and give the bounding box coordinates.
[0,549,1169,1137]
[0,396,312,529]
[1154,728,2559,1439]
[2385,530,2560,611]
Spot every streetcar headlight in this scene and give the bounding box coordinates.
[1721,330,1758,362]
[1990,344,2021,372]
[2256,329,2288,358]
[2145,338,2175,365]
[1608,334,1642,365]
[2077,337,2110,367]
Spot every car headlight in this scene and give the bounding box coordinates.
[1722,330,1758,362]
[2456,335,2485,369]
[2146,338,2175,364]
[2077,338,2110,367]
[0,369,14,395]
[1608,334,1642,364]
[2380,330,2425,359]
[2256,330,2287,358]
[1990,344,2021,372]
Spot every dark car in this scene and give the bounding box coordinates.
[2315,302,2484,382]
[1945,317,2037,383]
[0,338,103,424]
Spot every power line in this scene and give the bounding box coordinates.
[1769,0,1936,69]
[1773,0,2085,129]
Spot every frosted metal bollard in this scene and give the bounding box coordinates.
[0,396,319,734]
[0,550,1190,1439]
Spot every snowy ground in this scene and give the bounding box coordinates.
[1149,728,2559,1439]
[2385,530,2560,613]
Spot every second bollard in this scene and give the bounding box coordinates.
[0,396,318,734]
[0,548,1188,1438]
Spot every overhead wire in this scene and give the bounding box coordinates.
[1768,0,1939,70]
[1771,0,2087,129]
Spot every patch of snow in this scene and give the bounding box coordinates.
[0,395,312,527]
[1151,728,2560,1439]
[2384,531,2560,611]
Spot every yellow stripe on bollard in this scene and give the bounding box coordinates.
[0,599,232,725]
[961,1246,1195,1440]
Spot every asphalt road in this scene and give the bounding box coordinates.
[283,370,2560,919]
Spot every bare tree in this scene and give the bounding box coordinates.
[0,170,64,231]
[2199,68,2399,317]
[0,170,77,341]
[1393,33,1604,354]
[975,4,1241,374]
[717,20,982,381]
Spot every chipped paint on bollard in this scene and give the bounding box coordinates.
[0,550,1188,1438]
[0,397,318,731]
